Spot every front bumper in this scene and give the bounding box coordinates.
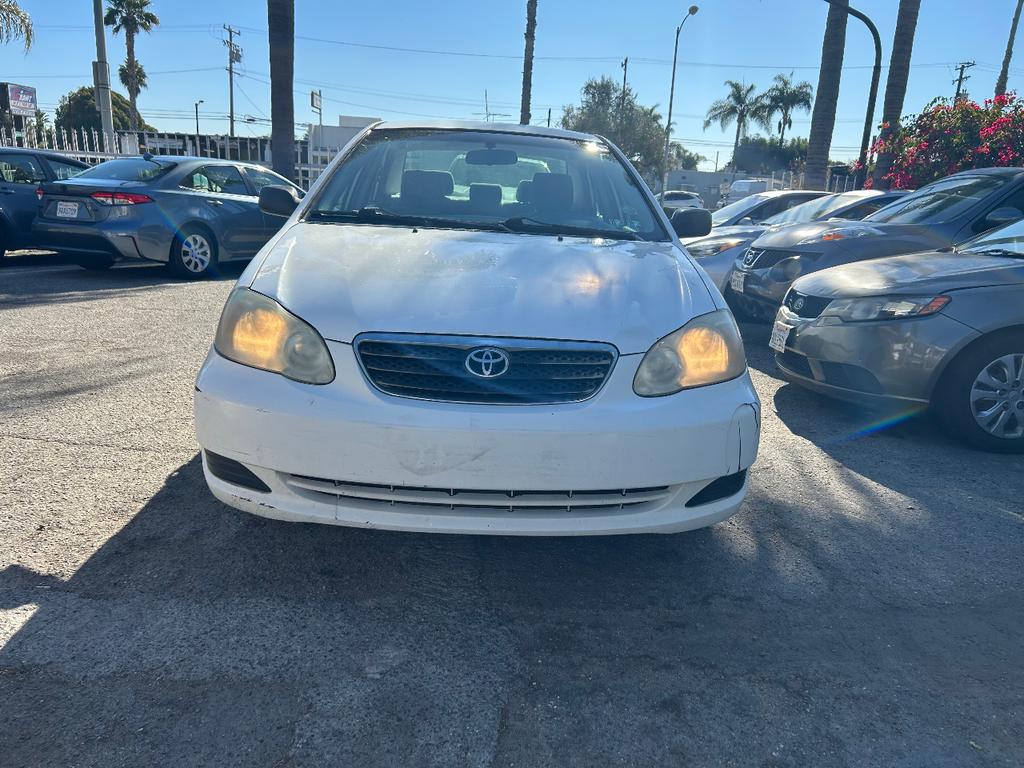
[727,267,790,320]
[194,342,761,536]
[771,305,980,404]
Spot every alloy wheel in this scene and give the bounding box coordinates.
[969,352,1024,439]
[180,234,212,273]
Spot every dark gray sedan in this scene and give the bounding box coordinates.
[730,167,1024,320]
[34,155,301,278]
[771,217,1024,452]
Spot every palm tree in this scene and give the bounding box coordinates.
[268,0,295,182]
[805,0,849,190]
[997,0,1024,96]
[0,0,32,49]
[703,80,768,171]
[872,0,922,188]
[763,73,813,143]
[520,0,538,125]
[104,0,159,132]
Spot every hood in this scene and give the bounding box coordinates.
[751,220,951,252]
[247,223,716,354]
[683,223,766,246]
[793,250,1024,299]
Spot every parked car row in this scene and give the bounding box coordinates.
[685,167,1024,453]
[0,147,302,278]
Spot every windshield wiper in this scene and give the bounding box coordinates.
[307,207,514,233]
[502,216,641,241]
[965,247,1024,259]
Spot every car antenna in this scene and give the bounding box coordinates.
[142,152,154,161]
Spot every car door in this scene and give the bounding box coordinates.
[241,165,303,241]
[0,152,48,249]
[180,164,266,257]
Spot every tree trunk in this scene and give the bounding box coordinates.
[805,0,848,191]
[731,116,743,171]
[779,112,787,143]
[268,0,295,182]
[520,0,538,125]
[997,0,1024,96]
[126,31,139,132]
[872,0,922,188]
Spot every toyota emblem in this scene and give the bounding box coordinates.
[465,347,511,378]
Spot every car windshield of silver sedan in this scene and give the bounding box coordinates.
[864,174,1009,225]
[763,191,866,225]
[307,129,667,242]
[961,217,1024,258]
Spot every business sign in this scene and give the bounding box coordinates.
[3,83,37,117]
[310,90,322,111]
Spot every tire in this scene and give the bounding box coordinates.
[76,254,115,271]
[168,225,218,279]
[935,331,1024,453]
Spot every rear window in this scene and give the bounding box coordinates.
[76,158,175,182]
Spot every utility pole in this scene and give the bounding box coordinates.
[714,151,719,173]
[620,58,629,114]
[194,100,203,135]
[91,0,115,149]
[547,107,551,128]
[953,61,975,102]
[224,24,242,138]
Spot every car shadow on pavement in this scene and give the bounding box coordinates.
[2,452,1023,766]
[0,261,247,309]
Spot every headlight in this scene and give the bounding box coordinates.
[796,224,883,246]
[633,309,747,396]
[820,295,951,323]
[767,256,805,282]
[214,288,335,384]
[686,238,746,259]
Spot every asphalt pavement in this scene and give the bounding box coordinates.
[1,258,1022,767]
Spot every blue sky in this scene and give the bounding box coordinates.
[2,0,1021,169]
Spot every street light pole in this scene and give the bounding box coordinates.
[821,0,881,188]
[91,0,115,150]
[662,5,699,194]
[194,100,203,136]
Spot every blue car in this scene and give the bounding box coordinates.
[0,147,88,261]
[34,155,302,278]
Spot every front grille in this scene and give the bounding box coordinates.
[783,290,832,319]
[355,333,617,404]
[741,247,764,267]
[743,247,802,270]
[286,475,673,513]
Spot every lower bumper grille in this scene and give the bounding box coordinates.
[285,475,673,513]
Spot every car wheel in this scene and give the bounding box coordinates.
[169,226,218,279]
[76,254,115,271]
[936,331,1024,453]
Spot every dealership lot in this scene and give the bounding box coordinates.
[1,261,1022,767]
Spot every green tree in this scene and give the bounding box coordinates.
[104,0,160,131]
[519,0,538,125]
[805,0,849,190]
[561,76,698,181]
[872,0,922,188]
[996,0,1024,96]
[732,135,808,174]
[703,80,769,170]
[54,86,155,133]
[0,0,32,50]
[268,0,296,181]
[763,73,813,143]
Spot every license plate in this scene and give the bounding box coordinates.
[769,321,792,353]
[730,270,745,293]
[55,201,79,218]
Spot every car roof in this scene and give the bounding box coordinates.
[0,146,88,165]
[947,166,1024,176]
[370,119,599,142]
[754,189,827,198]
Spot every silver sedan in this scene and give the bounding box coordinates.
[770,217,1024,452]
[34,155,302,278]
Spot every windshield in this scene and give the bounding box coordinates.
[961,217,1024,256]
[309,129,667,241]
[763,192,868,226]
[711,193,768,226]
[76,157,175,182]
[864,174,1009,225]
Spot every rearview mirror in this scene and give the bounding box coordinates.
[465,148,518,166]
[259,184,302,218]
[671,207,712,238]
[983,206,1023,229]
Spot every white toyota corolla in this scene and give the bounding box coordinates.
[194,121,760,536]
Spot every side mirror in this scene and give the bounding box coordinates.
[983,206,1023,230]
[671,207,712,238]
[259,184,302,218]
[737,216,755,226]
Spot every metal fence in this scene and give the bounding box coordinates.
[0,126,343,189]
